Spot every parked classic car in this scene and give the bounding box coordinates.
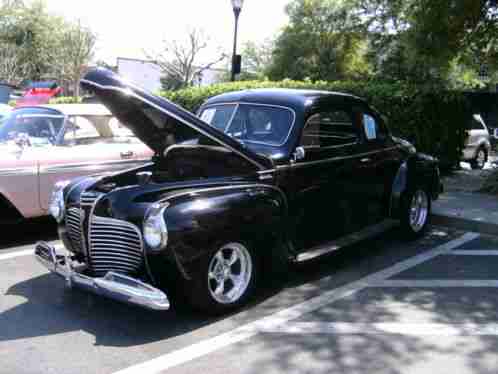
[462,114,491,170]
[35,68,442,314]
[0,103,152,223]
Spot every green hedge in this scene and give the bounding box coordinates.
[52,80,470,168]
[49,96,83,104]
[160,80,470,169]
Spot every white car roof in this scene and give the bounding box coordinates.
[16,103,111,116]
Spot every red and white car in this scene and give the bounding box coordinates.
[0,104,153,223]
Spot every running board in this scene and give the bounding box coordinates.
[295,219,398,263]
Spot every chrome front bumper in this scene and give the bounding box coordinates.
[34,241,170,311]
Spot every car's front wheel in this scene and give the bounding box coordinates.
[400,188,431,239]
[187,242,258,314]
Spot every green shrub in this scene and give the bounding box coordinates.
[160,80,469,169]
[49,96,83,104]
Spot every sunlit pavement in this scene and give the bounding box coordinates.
[2,224,498,374]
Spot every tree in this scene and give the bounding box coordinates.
[53,20,96,97]
[146,28,227,91]
[0,1,97,92]
[240,39,274,79]
[0,42,27,85]
[267,0,370,81]
[354,0,498,85]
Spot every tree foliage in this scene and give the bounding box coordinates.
[267,0,498,87]
[0,0,96,94]
[268,0,370,81]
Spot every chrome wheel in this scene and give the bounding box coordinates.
[477,149,486,168]
[409,190,429,232]
[208,243,252,304]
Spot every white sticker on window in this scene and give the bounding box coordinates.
[364,114,377,140]
[200,108,216,124]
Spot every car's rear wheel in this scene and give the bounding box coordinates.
[400,188,431,239]
[187,242,258,314]
[471,147,487,170]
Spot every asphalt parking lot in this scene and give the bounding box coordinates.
[2,223,498,374]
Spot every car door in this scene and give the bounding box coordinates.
[285,104,363,251]
[38,114,151,211]
[351,106,404,224]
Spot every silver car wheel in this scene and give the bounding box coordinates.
[477,149,486,168]
[409,190,429,233]
[208,243,252,304]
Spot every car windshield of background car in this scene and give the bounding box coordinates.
[200,104,294,146]
[0,108,64,146]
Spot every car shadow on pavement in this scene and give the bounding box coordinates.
[0,217,57,251]
[0,222,490,374]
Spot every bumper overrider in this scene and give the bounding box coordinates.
[34,241,170,311]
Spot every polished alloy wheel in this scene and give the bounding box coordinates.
[208,243,252,304]
[409,190,429,232]
[477,149,486,168]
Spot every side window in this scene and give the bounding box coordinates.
[360,112,387,141]
[300,110,358,148]
[64,116,101,144]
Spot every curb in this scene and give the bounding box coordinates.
[431,214,498,236]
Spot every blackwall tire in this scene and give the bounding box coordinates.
[400,187,431,239]
[187,242,259,315]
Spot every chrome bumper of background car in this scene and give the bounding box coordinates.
[34,241,170,311]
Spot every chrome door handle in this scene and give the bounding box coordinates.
[360,157,371,163]
[120,151,134,159]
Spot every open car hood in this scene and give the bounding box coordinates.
[80,69,272,170]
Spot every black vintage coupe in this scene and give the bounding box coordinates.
[35,68,442,314]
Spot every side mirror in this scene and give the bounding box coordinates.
[493,128,498,139]
[292,146,305,162]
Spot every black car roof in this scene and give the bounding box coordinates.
[203,88,366,110]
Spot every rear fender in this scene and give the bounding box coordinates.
[389,155,440,218]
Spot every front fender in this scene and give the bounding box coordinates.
[157,184,288,277]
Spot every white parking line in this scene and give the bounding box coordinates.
[113,232,479,374]
[254,321,498,336]
[372,279,498,288]
[449,250,498,256]
[0,249,34,261]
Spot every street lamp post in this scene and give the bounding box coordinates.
[231,0,244,81]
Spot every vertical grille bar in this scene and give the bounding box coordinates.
[89,215,144,276]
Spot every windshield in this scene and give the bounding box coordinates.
[0,108,64,147]
[200,104,294,146]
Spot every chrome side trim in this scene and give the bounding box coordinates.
[80,79,267,171]
[0,167,38,177]
[201,102,297,147]
[296,219,398,262]
[40,159,149,174]
[34,241,169,311]
[256,146,400,174]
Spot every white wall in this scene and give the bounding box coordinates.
[117,57,227,92]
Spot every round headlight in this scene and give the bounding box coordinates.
[143,204,168,250]
[49,180,70,223]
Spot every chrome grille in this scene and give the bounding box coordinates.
[64,191,102,252]
[65,207,83,251]
[89,216,144,276]
[81,191,102,206]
